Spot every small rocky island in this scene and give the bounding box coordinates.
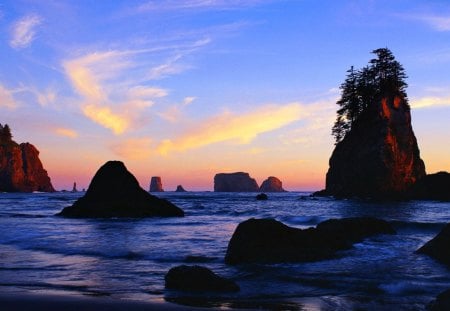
[57,161,184,218]
[259,176,285,192]
[214,172,259,192]
[0,124,54,192]
[149,176,164,192]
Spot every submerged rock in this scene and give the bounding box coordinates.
[416,223,450,267]
[57,161,184,218]
[256,193,268,200]
[225,217,395,264]
[175,185,187,192]
[165,265,239,292]
[323,94,425,199]
[214,172,259,192]
[259,176,285,192]
[410,172,450,201]
[149,176,164,192]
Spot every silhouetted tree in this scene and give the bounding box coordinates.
[0,124,12,142]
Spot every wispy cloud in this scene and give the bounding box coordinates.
[158,96,196,122]
[110,137,153,160]
[135,0,268,13]
[411,95,450,109]
[0,85,18,109]
[157,103,305,155]
[401,13,450,31]
[55,127,78,139]
[10,14,42,49]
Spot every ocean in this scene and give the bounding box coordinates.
[0,191,449,310]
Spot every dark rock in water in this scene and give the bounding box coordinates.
[71,182,78,193]
[429,289,450,311]
[57,161,184,218]
[165,265,239,292]
[417,223,450,267]
[259,176,285,192]
[225,217,395,264]
[0,124,54,192]
[324,94,425,199]
[214,172,259,192]
[256,193,268,200]
[410,172,450,201]
[175,185,186,192]
[149,176,164,192]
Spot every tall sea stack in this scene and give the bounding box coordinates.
[149,176,164,192]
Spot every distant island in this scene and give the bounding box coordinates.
[0,124,54,192]
[214,172,286,192]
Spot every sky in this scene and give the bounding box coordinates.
[1,0,450,191]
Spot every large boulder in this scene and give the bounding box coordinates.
[149,176,164,192]
[259,176,285,192]
[165,265,239,292]
[323,94,426,199]
[57,161,184,218]
[225,217,395,264]
[214,172,259,192]
[416,223,450,267]
[410,172,450,201]
[0,125,54,192]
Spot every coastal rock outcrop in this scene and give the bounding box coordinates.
[259,176,285,192]
[256,193,268,200]
[175,185,186,192]
[410,172,450,201]
[429,289,450,311]
[225,217,395,264]
[324,94,425,198]
[165,265,239,292]
[416,223,450,267]
[214,172,259,192]
[149,176,164,192]
[57,161,184,218]
[0,124,54,192]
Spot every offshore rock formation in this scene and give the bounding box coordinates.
[259,176,285,192]
[214,172,259,192]
[175,185,186,192]
[410,172,450,201]
[57,161,184,218]
[416,223,450,267]
[225,217,395,265]
[149,176,164,192]
[324,93,425,198]
[0,125,54,192]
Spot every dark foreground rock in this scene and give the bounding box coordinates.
[429,289,450,311]
[57,161,184,218]
[259,176,285,192]
[416,223,450,267]
[225,217,395,264]
[410,172,450,201]
[175,185,187,192]
[214,172,259,192]
[256,193,268,200]
[165,265,239,292]
[149,176,164,192]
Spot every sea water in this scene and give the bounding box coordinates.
[0,192,449,310]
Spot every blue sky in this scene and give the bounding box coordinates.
[1,0,450,190]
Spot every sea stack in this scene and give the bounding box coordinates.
[175,185,187,192]
[0,124,54,192]
[149,176,164,192]
[72,182,78,192]
[214,172,259,192]
[259,176,285,192]
[57,161,184,218]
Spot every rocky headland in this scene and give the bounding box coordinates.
[214,172,259,192]
[0,124,54,192]
[57,161,184,218]
[149,176,164,192]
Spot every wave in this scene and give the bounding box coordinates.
[379,281,426,295]
[389,220,446,232]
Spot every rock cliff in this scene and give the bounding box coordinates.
[149,176,164,192]
[259,176,285,192]
[0,125,54,192]
[324,93,426,198]
[214,172,259,192]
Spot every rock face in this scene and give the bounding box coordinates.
[165,265,239,292]
[225,217,395,264]
[259,176,285,192]
[57,161,184,218]
[0,127,54,192]
[149,176,164,192]
[429,289,450,311]
[410,172,450,201]
[175,185,186,192]
[416,223,450,267]
[214,172,259,192]
[324,94,426,198]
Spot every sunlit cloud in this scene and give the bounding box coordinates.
[110,137,153,160]
[127,86,168,98]
[411,96,450,109]
[10,14,42,49]
[148,54,188,80]
[55,127,78,139]
[183,96,196,105]
[157,103,305,155]
[82,104,129,135]
[35,88,57,107]
[0,85,18,109]
[158,96,197,122]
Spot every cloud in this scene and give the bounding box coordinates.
[158,96,197,122]
[10,14,42,49]
[35,88,57,107]
[400,13,450,31]
[0,85,18,109]
[82,104,130,135]
[110,137,153,160]
[135,0,267,13]
[183,96,196,105]
[55,127,78,139]
[128,86,168,98]
[157,103,305,155]
[411,96,450,109]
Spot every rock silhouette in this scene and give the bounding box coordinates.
[259,176,285,192]
[149,176,164,192]
[214,172,259,192]
[225,217,395,264]
[417,223,450,267]
[410,172,450,201]
[0,124,54,192]
[175,185,186,192]
[57,161,184,218]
